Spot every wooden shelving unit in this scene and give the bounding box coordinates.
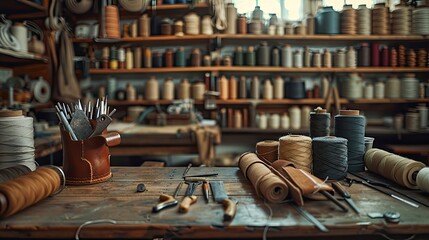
[0,0,47,19]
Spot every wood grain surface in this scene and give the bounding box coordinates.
[1,167,429,239]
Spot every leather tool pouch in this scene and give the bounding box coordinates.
[60,125,121,185]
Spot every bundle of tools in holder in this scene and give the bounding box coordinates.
[54,97,116,141]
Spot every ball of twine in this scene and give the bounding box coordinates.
[278,135,312,173]
[364,148,425,189]
[256,140,279,163]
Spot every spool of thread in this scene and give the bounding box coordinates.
[309,107,330,138]
[342,73,363,100]
[303,47,311,68]
[246,46,256,66]
[346,46,356,68]
[201,15,213,35]
[151,16,162,36]
[145,76,159,100]
[257,42,270,66]
[0,110,36,171]
[390,47,398,67]
[256,140,279,163]
[152,51,163,68]
[258,112,267,129]
[125,48,133,69]
[340,5,356,35]
[381,46,389,67]
[11,23,28,52]
[315,6,340,34]
[174,20,184,36]
[203,55,211,66]
[164,48,173,68]
[263,79,273,100]
[276,24,284,35]
[416,167,429,193]
[190,48,201,67]
[107,77,117,98]
[285,80,305,99]
[293,50,303,68]
[386,75,401,99]
[272,48,280,67]
[418,49,427,68]
[134,47,142,68]
[144,48,152,68]
[233,110,242,128]
[312,137,348,180]
[130,20,138,37]
[162,78,174,100]
[0,165,31,183]
[139,14,151,36]
[178,78,190,99]
[268,114,280,129]
[398,45,406,67]
[159,18,172,35]
[219,76,229,100]
[226,3,237,34]
[250,76,260,99]
[126,83,136,101]
[249,20,262,35]
[322,49,332,68]
[401,74,419,99]
[406,111,419,131]
[358,43,370,67]
[281,44,292,67]
[417,104,428,128]
[175,47,186,67]
[408,49,417,67]
[394,114,404,130]
[371,43,380,67]
[104,5,121,38]
[229,76,237,100]
[284,22,294,35]
[278,135,312,173]
[281,113,290,129]
[273,76,284,99]
[312,51,321,68]
[222,56,232,66]
[0,166,64,218]
[301,106,311,129]
[184,12,200,35]
[363,82,374,99]
[374,81,385,99]
[237,15,247,34]
[365,148,425,189]
[234,46,244,66]
[357,4,371,35]
[238,76,247,99]
[335,110,366,172]
[334,48,346,68]
[306,14,315,35]
[371,3,390,35]
[288,106,301,129]
[192,82,205,100]
[238,152,289,203]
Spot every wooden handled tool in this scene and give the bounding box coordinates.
[210,181,238,222]
[178,181,200,213]
[152,181,183,213]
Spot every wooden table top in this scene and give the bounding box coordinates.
[1,167,429,239]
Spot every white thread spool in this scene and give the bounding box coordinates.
[273,76,284,99]
[226,3,237,34]
[276,24,284,35]
[301,105,311,129]
[184,12,200,35]
[293,50,303,68]
[289,106,301,130]
[281,113,290,129]
[251,76,260,99]
[201,15,213,35]
[374,81,385,99]
[178,78,190,99]
[346,46,357,68]
[258,112,267,129]
[126,83,136,101]
[417,104,428,128]
[0,111,36,171]
[406,112,419,131]
[342,73,363,100]
[31,77,51,103]
[386,75,401,99]
[11,23,28,52]
[162,78,174,100]
[192,82,205,100]
[268,113,280,129]
[417,167,429,193]
[145,76,159,100]
[234,110,242,129]
[364,82,374,99]
[263,79,273,100]
[268,25,276,35]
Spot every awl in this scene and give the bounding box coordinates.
[152,181,183,213]
[210,181,237,221]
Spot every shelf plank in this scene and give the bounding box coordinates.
[220,34,428,42]
[349,98,429,104]
[0,0,47,19]
[0,48,47,67]
[73,35,213,44]
[221,127,429,135]
[89,66,429,74]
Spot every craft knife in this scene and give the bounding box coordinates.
[70,109,93,140]
[152,181,182,213]
[210,181,238,221]
[291,203,329,232]
[332,182,361,214]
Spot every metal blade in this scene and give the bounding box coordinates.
[210,181,228,203]
[184,182,199,197]
[292,203,329,232]
[345,197,361,214]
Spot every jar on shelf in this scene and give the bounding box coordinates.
[162,78,174,100]
[315,6,340,34]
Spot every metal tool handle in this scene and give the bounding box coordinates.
[179,196,197,213]
[152,194,178,213]
[223,198,237,221]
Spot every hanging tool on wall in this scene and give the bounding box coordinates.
[324,74,341,114]
[210,181,237,222]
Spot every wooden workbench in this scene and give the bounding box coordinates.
[1,167,429,239]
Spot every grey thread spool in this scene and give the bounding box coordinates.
[271,47,280,67]
[303,46,312,67]
[312,136,348,180]
[346,46,356,68]
[334,48,346,68]
[312,50,322,68]
[281,44,292,67]
[386,75,401,99]
[358,43,370,67]
[234,46,244,66]
[246,46,256,66]
[238,76,247,99]
[285,79,306,99]
[293,50,303,68]
[334,110,366,173]
[257,42,270,66]
[401,74,419,99]
[0,165,32,183]
[273,76,284,99]
[309,107,331,138]
[251,76,260,99]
